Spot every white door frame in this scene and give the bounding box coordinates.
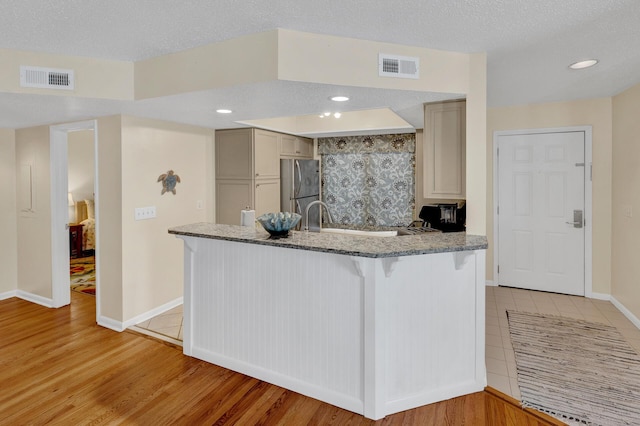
[50,120,100,318]
[493,126,593,297]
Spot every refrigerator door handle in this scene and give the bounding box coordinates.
[294,160,302,198]
[295,199,303,230]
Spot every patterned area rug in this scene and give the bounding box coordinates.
[507,310,640,425]
[70,256,95,295]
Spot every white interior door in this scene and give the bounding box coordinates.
[497,131,585,296]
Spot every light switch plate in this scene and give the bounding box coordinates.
[624,205,633,218]
[135,206,156,220]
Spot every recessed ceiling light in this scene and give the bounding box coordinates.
[216,109,233,114]
[569,59,598,70]
[333,112,342,118]
[330,96,349,102]
[323,112,331,116]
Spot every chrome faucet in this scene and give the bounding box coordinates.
[304,200,333,231]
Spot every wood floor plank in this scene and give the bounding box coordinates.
[0,293,567,425]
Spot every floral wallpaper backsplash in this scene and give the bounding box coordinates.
[319,134,415,227]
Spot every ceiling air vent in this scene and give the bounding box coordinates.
[378,54,419,79]
[20,66,75,90]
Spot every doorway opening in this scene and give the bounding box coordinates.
[50,120,100,320]
[68,129,96,296]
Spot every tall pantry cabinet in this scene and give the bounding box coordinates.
[215,128,313,225]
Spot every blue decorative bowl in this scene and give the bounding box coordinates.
[257,212,302,238]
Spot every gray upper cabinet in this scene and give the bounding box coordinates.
[215,128,253,180]
[254,129,280,179]
[280,134,314,159]
[423,101,466,199]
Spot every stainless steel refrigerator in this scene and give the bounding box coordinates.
[280,159,320,230]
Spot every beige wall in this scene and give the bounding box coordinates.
[277,29,470,93]
[68,129,95,204]
[96,115,124,321]
[134,31,279,99]
[0,129,17,295]
[120,116,212,321]
[487,98,613,295]
[611,82,640,319]
[15,125,53,298]
[465,53,488,235]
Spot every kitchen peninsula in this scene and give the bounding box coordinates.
[169,223,487,420]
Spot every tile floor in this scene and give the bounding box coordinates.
[133,304,184,343]
[133,286,640,402]
[486,285,640,400]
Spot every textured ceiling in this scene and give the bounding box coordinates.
[1,0,639,131]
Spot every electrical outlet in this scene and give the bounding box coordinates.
[196,200,203,210]
[135,206,156,220]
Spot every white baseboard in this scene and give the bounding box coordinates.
[16,290,54,308]
[589,292,611,301]
[485,280,497,287]
[96,296,184,333]
[610,296,640,331]
[98,315,125,332]
[0,290,18,300]
[123,296,184,329]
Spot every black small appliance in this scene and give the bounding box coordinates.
[418,203,466,233]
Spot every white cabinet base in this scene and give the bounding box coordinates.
[179,236,486,420]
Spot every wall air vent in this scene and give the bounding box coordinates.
[20,66,75,90]
[378,54,419,79]
[378,53,420,79]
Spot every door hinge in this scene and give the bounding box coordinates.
[497,205,499,215]
[497,265,500,273]
[590,163,593,181]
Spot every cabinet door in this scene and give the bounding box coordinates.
[280,134,298,156]
[423,101,466,199]
[254,179,281,218]
[297,137,314,158]
[216,179,253,225]
[281,135,314,158]
[254,130,280,179]
[215,129,253,179]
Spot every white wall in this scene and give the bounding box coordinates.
[487,98,613,295]
[612,82,640,320]
[120,116,213,321]
[0,129,17,296]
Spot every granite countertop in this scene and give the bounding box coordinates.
[169,223,488,259]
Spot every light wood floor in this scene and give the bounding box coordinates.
[0,293,564,425]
